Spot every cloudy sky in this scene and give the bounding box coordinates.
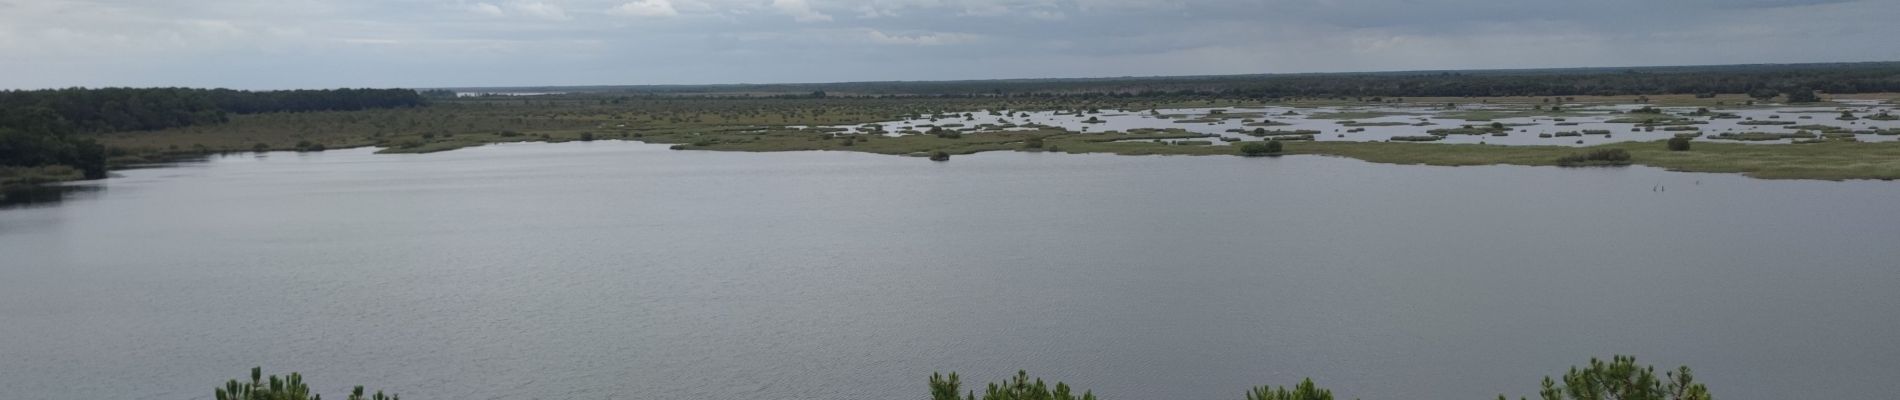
[2,0,1896,89]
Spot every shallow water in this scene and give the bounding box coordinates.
[3,142,1898,400]
[821,102,1900,146]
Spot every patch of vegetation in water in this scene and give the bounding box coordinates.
[1783,124,1850,132]
[1604,114,1693,124]
[1245,128,1322,137]
[1556,148,1633,167]
[1708,131,1815,141]
[1304,111,1420,120]
[1337,120,1413,127]
[1426,125,1507,136]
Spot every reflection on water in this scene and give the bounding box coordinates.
[0,184,104,209]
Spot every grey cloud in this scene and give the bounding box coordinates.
[0,0,1893,88]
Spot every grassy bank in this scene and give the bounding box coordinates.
[0,165,86,191]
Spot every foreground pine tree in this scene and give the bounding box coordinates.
[215,367,397,400]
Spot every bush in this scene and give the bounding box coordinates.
[1239,140,1282,156]
[579,132,596,141]
[929,151,950,161]
[1667,137,1692,151]
[293,140,325,152]
[1556,148,1632,166]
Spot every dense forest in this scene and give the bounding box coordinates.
[1,88,424,185]
[459,62,1900,98]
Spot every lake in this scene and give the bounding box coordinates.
[3,142,1898,400]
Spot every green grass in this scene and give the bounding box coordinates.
[0,165,86,189]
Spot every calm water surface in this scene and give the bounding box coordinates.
[3,142,1898,400]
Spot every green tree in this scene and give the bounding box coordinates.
[1247,378,1334,400]
[1784,89,1820,103]
[215,367,397,400]
[1747,88,1780,101]
[932,370,1096,400]
[1500,356,1710,400]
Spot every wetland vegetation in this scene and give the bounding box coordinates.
[8,62,1900,193]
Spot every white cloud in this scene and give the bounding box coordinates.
[856,4,897,18]
[508,1,570,20]
[609,0,679,17]
[864,29,979,45]
[468,2,505,16]
[771,0,831,22]
[1071,0,1184,12]
[1027,10,1065,20]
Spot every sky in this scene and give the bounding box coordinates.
[2,0,1897,89]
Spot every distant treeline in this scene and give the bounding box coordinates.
[463,62,1900,98]
[0,88,427,132]
[1,88,425,183]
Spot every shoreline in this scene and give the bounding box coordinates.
[16,134,1897,194]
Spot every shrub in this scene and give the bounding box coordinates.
[293,140,325,152]
[1667,137,1692,151]
[929,151,950,161]
[1556,148,1632,166]
[579,132,595,141]
[1239,140,1281,156]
